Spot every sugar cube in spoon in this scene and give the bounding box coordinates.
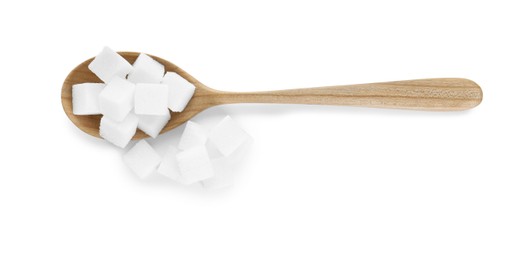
[134,83,169,115]
[72,83,105,115]
[127,53,164,84]
[99,77,135,122]
[162,72,195,112]
[99,113,138,148]
[137,110,171,138]
[88,46,133,83]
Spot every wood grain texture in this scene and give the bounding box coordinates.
[61,52,482,140]
[212,78,482,111]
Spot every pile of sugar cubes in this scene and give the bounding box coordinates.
[72,47,251,188]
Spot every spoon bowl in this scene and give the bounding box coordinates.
[62,52,483,140]
[62,52,216,139]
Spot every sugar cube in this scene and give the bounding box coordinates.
[72,83,105,115]
[99,113,138,148]
[127,53,165,84]
[216,137,252,166]
[177,121,208,150]
[137,110,171,138]
[123,140,161,179]
[161,72,195,112]
[202,139,252,189]
[208,116,251,156]
[201,158,235,189]
[88,46,133,83]
[157,146,183,182]
[134,83,169,115]
[176,146,214,185]
[205,140,223,159]
[99,77,135,122]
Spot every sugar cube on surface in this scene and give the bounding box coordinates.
[178,121,208,150]
[161,72,195,112]
[205,140,223,159]
[216,137,253,166]
[99,77,135,122]
[127,53,165,84]
[202,139,252,189]
[123,140,161,179]
[208,116,251,156]
[137,110,171,138]
[99,113,138,148]
[88,46,133,83]
[201,158,235,189]
[134,83,169,115]
[157,146,182,182]
[72,83,105,115]
[176,146,214,185]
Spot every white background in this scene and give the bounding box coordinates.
[1,0,531,259]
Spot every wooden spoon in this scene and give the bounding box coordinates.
[61,52,483,140]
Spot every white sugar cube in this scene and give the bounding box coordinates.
[134,83,169,115]
[127,53,165,84]
[88,46,133,83]
[161,72,195,112]
[176,146,214,185]
[202,139,252,189]
[123,140,161,179]
[99,113,138,148]
[208,116,251,156]
[215,137,252,166]
[201,158,235,189]
[157,146,182,182]
[72,83,105,115]
[99,77,135,122]
[177,121,208,150]
[137,110,171,138]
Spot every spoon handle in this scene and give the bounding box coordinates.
[215,78,482,111]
